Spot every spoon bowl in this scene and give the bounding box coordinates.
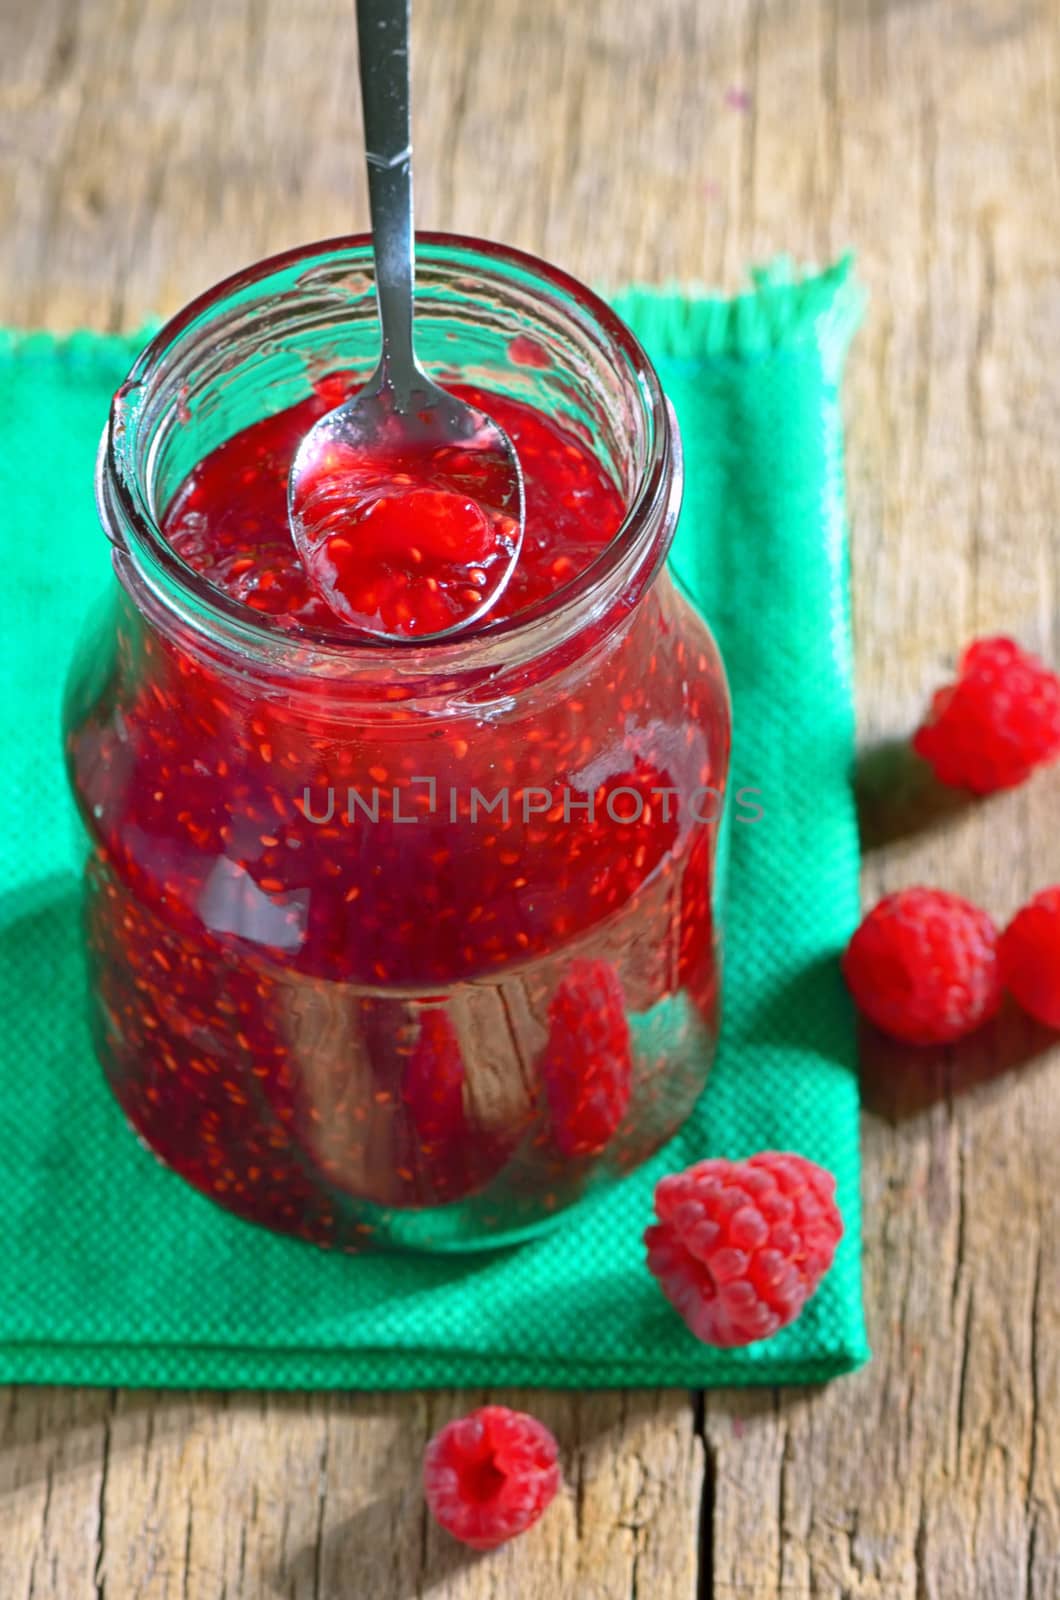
[289,373,524,641]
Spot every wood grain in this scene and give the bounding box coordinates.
[1,0,1058,1595]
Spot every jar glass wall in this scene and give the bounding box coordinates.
[63,235,731,1251]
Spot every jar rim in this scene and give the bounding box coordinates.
[103,232,676,670]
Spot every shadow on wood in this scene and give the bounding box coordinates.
[277,1488,476,1600]
[273,1388,681,1599]
[854,735,978,852]
[859,1000,1057,1122]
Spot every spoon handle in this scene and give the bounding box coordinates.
[356,0,417,395]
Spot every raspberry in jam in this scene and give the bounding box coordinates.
[65,237,731,1251]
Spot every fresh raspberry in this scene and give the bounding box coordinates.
[842,887,1001,1044]
[539,959,632,1155]
[645,1152,843,1347]
[912,636,1060,793]
[1000,888,1060,1028]
[423,1405,561,1550]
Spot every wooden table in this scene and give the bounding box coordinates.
[3,0,1058,1594]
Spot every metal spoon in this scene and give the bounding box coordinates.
[287,0,525,641]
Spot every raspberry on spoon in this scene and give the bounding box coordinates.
[290,435,520,637]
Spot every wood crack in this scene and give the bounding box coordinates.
[180,1500,194,1600]
[694,1392,713,1600]
[776,1403,794,1595]
[311,1422,330,1600]
[954,1283,975,1471]
[92,1393,114,1600]
[1023,1225,1044,1598]
[914,1499,930,1600]
[43,0,79,91]
[25,1462,54,1600]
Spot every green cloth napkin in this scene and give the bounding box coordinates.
[0,260,869,1388]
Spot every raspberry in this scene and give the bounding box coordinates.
[539,959,632,1155]
[645,1152,843,1347]
[1000,888,1060,1028]
[402,1010,466,1146]
[423,1405,561,1549]
[842,887,1001,1044]
[398,1010,514,1204]
[912,636,1060,793]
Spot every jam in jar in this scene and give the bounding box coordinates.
[64,236,732,1251]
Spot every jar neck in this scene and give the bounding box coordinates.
[103,427,681,710]
[96,233,681,706]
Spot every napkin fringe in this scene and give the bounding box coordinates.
[1,257,864,377]
[613,254,864,367]
[0,324,158,374]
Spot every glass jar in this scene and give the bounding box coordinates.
[63,234,731,1252]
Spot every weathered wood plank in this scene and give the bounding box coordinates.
[705,2,1060,1596]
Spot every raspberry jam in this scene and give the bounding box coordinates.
[65,237,732,1251]
[166,381,616,637]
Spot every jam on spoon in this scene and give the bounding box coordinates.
[290,419,521,637]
